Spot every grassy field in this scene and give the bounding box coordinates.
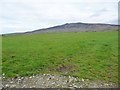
[2,31,118,83]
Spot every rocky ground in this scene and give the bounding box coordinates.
[2,74,118,89]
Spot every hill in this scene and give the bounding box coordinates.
[3,22,118,35]
[25,22,118,34]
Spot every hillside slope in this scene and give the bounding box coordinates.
[25,22,118,34]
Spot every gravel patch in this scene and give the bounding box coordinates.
[2,74,118,88]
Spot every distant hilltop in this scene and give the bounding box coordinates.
[3,22,118,35]
[25,22,118,34]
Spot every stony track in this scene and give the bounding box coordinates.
[2,74,118,88]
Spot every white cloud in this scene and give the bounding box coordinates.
[0,0,119,34]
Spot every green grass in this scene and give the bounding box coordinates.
[2,31,118,83]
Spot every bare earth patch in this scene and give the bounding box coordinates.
[56,64,75,73]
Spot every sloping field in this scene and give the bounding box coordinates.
[2,31,118,84]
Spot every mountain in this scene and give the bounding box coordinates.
[25,22,118,34]
[3,22,118,35]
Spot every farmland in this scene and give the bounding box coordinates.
[2,31,118,84]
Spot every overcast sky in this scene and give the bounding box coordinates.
[0,0,119,34]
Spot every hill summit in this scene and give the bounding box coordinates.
[25,22,118,34]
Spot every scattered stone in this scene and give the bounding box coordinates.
[10,81,14,84]
[51,82,55,85]
[81,78,84,82]
[18,78,21,81]
[5,84,9,88]
[73,85,78,88]
[69,84,73,87]
[11,85,16,88]
[2,73,5,76]
[3,77,5,79]
[2,74,118,88]
[29,76,32,79]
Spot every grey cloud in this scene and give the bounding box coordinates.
[90,8,108,17]
[0,0,118,34]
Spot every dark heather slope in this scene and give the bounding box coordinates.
[25,22,118,34]
[3,22,118,35]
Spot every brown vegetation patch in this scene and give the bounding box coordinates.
[56,64,75,72]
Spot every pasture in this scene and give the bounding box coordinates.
[2,31,118,83]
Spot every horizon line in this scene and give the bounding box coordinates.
[1,22,118,35]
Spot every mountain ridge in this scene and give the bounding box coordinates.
[25,22,118,34]
[3,22,118,35]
